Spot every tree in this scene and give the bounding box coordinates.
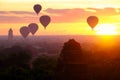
[0,45,32,80]
[32,55,57,80]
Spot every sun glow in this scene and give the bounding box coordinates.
[94,24,118,35]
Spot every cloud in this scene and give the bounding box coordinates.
[0,11,41,23]
[0,8,119,23]
[45,8,120,23]
[0,15,38,23]
[9,11,34,15]
[0,11,34,15]
[0,11,10,14]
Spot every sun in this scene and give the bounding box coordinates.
[94,24,118,35]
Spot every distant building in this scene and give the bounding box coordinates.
[8,28,13,41]
[56,39,88,80]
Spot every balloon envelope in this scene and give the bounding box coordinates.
[28,23,38,35]
[20,26,29,38]
[87,16,99,29]
[39,15,51,29]
[33,4,42,15]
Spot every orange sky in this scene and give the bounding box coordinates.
[0,0,120,35]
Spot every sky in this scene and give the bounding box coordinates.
[0,0,120,36]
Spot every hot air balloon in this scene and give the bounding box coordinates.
[87,16,99,30]
[28,23,38,35]
[20,26,29,38]
[39,15,51,29]
[33,4,42,15]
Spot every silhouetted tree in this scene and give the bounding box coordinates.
[0,45,32,80]
[32,55,57,80]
